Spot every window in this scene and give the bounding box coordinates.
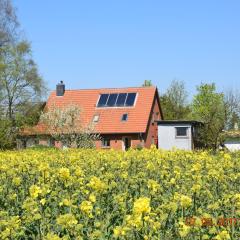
[101,138,110,148]
[121,113,128,121]
[97,92,136,107]
[175,127,189,138]
[93,114,100,123]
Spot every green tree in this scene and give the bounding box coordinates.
[0,0,45,149]
[0,119,15,149]
[0,41,45,121]
[0,42,45,148]
[224,89,240,130]
[191,83,225,149]
[0,0,19,47]
[142,80,153,87]
[160,80,190,120]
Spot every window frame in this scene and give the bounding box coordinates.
[92,114,100,123]
[121,113,128,121]
[175,127,189,138]
[101,138,110,148]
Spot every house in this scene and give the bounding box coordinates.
[18,82,163,150]
[157,120,202,150]
[222,130,240,151]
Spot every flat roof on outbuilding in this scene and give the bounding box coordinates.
[156,120,202,125]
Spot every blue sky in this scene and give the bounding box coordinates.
[15,0,240,96]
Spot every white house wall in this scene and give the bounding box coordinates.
[224,141,240,151]
[158,124,192,150]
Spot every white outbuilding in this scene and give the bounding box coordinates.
[222,130,240,151]
[157,120,202,150]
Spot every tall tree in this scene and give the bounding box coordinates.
[224,89,240,130]
[0,0,19,46]
[160,80,190,120]
[0,0,46,148]
[191,83,225,149]
[0,41,45,121]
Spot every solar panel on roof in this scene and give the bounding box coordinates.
[116,93,127,106]
[97,94,109,107]
[125,93,136,106]
[97,92,136,107]
[107,93,118,106]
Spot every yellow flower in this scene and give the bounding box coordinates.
[126,214,142,228]
[113,226,126,238]
[58,168,70,180]
[56,214,78,229]
[170,178,176,184]
[215,230,231,240]
[89,194,96,203]
[223,154,231,161]
[29,185,42,199]
[44,233,62,240]
[75,167,84,176]
[80,200,93,216]
[191,184,201,192]
[180,195,192,208]
[133,197,151,215]
[192,163,201,171]
[203,235,210,240]
[233,193,240,207]
[178,221,190,237]
[40,198,46,205]
[12,177,21,186]
[147,179,160,193]
[88,176,106,192]
[59,198,71,207]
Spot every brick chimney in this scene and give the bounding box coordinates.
[56,81,65,96]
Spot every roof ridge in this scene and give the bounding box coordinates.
[49,86,156,92]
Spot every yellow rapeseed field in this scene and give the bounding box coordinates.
[0,147,240,239]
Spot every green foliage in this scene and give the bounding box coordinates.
[15,102,45,127]
[191,83,225,149]
[224,90,240,130]
[0,42,45,120]
[160,80,191,120]
[135,143,143,150]
[0,0,19,46]
[0,1,46,149]
[142,80,153,87]
[0,119,15,149]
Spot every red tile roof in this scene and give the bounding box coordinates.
[21,86,159,135]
